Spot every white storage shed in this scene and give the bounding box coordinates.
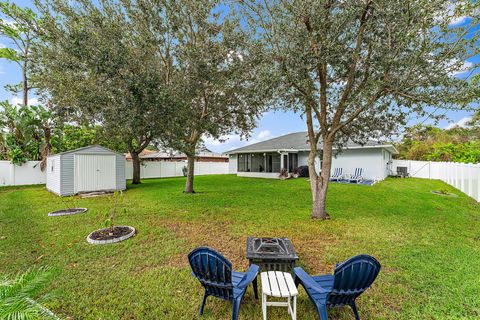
[46,145,126,196]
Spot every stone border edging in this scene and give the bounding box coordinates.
[86,226,136,245]
[48,208,88,217]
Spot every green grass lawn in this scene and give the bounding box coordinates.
[1,175,479,319]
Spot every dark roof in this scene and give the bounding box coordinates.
[141,150,227,159]
[226,132,398,154]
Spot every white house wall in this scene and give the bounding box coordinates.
[331,148,386,180]
[298,151,321,174]
[229,154,238,173]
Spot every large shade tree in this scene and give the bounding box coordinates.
[134,0,271,193]
[0,1,57,167]
[35,0,174,184]
[0,0,39,106]
[240,0,479,219]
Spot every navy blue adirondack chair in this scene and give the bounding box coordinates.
[188,247,259,320]
[294,254,381,320]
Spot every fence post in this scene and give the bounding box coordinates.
[477,164,480,202]
[468,164,473,198]
[455,163,459,189]
[10,163,16,186]
[452,163,455,188]
[447,162,450,185]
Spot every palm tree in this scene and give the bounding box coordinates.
[0,267,61,320]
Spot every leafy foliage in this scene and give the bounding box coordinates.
[0,0,40,103]
[0,267,60,320]
[239,0,479,218]
[0,102,45,164]
[0,101,124,164]
[396,123,480,163]
[103,191,126,231]
[35,0,175,184]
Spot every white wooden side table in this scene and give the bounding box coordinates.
[261,271,298,320]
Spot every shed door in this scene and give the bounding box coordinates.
[75,154,116,193]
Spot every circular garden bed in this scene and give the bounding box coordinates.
[48,208,88,217]
[87,226,136,245]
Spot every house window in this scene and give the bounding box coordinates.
[51,160,55,172]
[238,154,251,172]
[288,153,298,172]
[251,154,265,172]
[238,153,281,172]
[265,153,280,172]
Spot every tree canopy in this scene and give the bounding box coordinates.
[35,0,175,183]
[396,122,480,163]
[147,0,269,193]
[240,0,479,218]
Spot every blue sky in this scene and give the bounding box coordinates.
[1,0,478,153]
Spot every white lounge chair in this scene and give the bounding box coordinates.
[348,168,364,184]
[330,168,343,182]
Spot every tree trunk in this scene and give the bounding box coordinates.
[184,155,195,193]
[309,139,334,220]
[40,126,52,171]
[22,63,28,107]
[130,151,141,184]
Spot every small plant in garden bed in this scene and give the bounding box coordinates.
[291,167,300,178]
[87,191,136,244]
[279,168,289,180]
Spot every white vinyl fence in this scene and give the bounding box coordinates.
[125,161,229,179]
[0,161,46,186]
[393,159,480,202]
[0,160,229,187]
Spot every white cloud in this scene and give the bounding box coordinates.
[257,130,273,140]
[446,59,473,76]
[445,116,472,129]
[10,96,39,106]
[449,15,468,26]
[0,43,5,49]
[445,1,470,26]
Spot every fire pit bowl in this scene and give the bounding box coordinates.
[246,237,299,273]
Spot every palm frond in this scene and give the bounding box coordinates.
[0,267,61,320]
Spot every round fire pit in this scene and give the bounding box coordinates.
[48,208,88,217]
[87,226,136,245]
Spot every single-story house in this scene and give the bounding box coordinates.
[226,132,398,181]
[125,149,157,160]
[127,147,228,163]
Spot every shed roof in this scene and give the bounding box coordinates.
[48,145,122,157]
[226,132,398,154]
